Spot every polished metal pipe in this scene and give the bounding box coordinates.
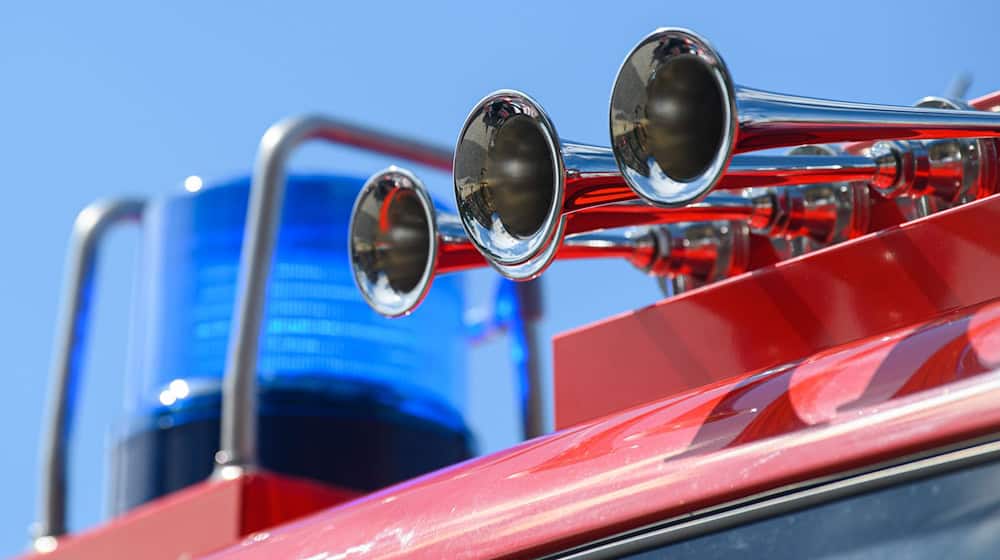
[352,167,749,316]
[610,28,1000,207]
[453,90,892,279]
[33,198,145,550]
[565,179,870,247]
[864,97,999,204]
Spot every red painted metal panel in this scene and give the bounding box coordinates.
[20,473,356,560]
[971,89,1000,111]
[554,193,1000,428]
[239,474,359,536]
[204,298,1000,559]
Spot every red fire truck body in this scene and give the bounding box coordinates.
[24,192,1000,559]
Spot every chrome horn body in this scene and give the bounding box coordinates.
[350,167,481,318]
[610,27,1000,207]
[352,167,752,316]
[454,90,896,280]
[864,97,999,205]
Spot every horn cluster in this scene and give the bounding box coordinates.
[350,27,1000,317]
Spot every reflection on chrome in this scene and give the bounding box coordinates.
[860,97,1000,205]
[610,27,1000,207]
[454,90,888,280]
[350,167,480,318]
[454,88,998,280]
[352,168,751,317]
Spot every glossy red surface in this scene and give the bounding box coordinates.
[437,240,487,273]
[563,173,636,213]
[555,193,1000,427]
[205,298,1000,559]
[436,233,640,275]
[563,199,759,235]
[20,473,356,560]
[971,89,1000,112]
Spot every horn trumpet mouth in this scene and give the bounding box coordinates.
[349,167,438,318]
[454,90,564,273]
[610,27,737,208]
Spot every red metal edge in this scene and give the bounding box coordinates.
[239,473,360,536]
[554,192,1000,428]
[20,472,357,560]
[971,89,1000,111]
[204,297,1000,559]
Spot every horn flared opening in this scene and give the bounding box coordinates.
[610,27,737,208]
[454,90,563,275]
[349,167,437,317]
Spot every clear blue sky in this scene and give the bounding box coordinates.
[1,0,998,554]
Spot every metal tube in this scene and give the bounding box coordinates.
[610,28,1000,207]
[356,215,736,312]
[562,194,769,235]
[351,167,757,317]
[718,154,888,190]
[216,116,462,475]
[455,90,902,280]
[512,281,545,439]
[732,87,1000,152]
[559,148,888,212]
[33,198,144,550]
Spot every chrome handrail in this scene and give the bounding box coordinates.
[33,198,145,551]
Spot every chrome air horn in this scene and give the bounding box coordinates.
[863,97,999,204]
[567,172,871,248]
[610,27,1000,208]
[453,90,896,279]
[350,167,482,317]
[350,167,750,316]
[454,87,998,279]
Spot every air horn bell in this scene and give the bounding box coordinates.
[610,27,1000,208]
[454,90,894,280]
[349,167,481,317]
[351,167,751,317]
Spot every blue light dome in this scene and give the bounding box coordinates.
[111,174,473,513]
